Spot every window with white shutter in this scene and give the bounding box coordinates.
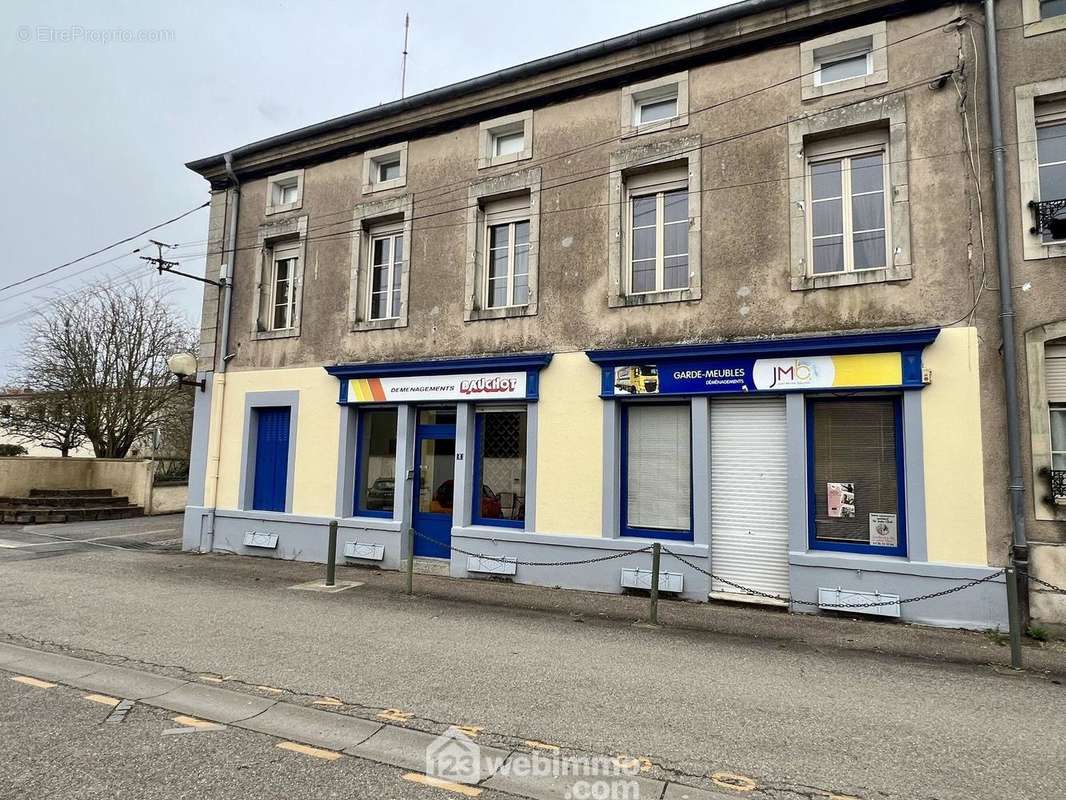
[1047,344,1066,471]
[622,404,692,539]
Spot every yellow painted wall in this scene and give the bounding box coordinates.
[922,326,987,565]
[535,352,603,536]
[210,366,341,517]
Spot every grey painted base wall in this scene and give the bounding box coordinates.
[182,505,1009,629]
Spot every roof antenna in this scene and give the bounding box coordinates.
[400,13,410,99]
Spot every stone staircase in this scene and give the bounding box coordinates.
[0,489,144,525]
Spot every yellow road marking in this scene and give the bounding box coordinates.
[256,685,284,694]
[402,773,483,796]
[277,741,342,761]
[199,675,224,684]
[378,708,412,722]
[453,725,483,738]
[84,694,120,706]
[613,755,653,773]
[11,676,56,689]
[710,772,758,792]
[172,715,225,730]
[312,697,344,707]
[525,740,560,752]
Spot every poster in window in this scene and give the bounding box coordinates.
[869,513,898,547]
[827,482,855,518]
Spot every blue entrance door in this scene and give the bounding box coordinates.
[412,407,457,558]
[252,407,291,512]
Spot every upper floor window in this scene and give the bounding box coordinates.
[483,196,530,309]
[813,38,872,87]
[620,72,689,137]
[806,134,889,276]
[1042,0,1066,19]
[368,225,404,321]
[626,168,689,295]
[1049,344,1066,478]
[269,242,300,330]
[800,22,886,101]
[1036,99,1066,242]
[362,142,408,194]
[265,169,303,215]
[479,111,533,169]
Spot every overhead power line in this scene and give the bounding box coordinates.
[0,201,209,296]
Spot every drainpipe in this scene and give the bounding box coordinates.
[203,153,239,552]
[983,0,1029,636]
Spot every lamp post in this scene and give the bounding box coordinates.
[167,352,206,392]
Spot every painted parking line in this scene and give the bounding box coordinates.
[377,708,412,722]
[402,773,483,797]
[276,741,342,761]
[312,696,344,707]
[83,693,120,706]
[453,725,483,738]
[525,740,560,752]
[11,676,56,689]
[710,772,758,792]
[172,715,226,730]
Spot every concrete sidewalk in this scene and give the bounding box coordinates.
[0,641,727,800]
[1,530,1065,800]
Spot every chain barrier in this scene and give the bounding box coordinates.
[660,546,1008,609]
[408,529,1021,609]
[410,528,654,567]
[1019,569,1066,595]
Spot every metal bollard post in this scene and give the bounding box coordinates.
[649,542,661,626]
[326,520,338,587]
[1006,563,1023,670]
[405,528,415,596]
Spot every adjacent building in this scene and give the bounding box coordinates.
[182,0,1066,630]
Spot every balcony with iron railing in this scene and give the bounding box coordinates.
[1029,198,1066,242]
[1041,466,1066,506]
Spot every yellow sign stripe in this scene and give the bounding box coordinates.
[402,773,483,797]
[84,693,120,706]
[277,741,342,761]
[172,715,224,729]
[11,676,56,689]
[831,352,901,388]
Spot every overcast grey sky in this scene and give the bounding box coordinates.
[0,0,735,383]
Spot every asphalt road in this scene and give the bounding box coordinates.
[1,515,1064,800]
[0,673,515,800]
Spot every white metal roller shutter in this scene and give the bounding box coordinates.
[710,397,790,603]
[1046,345,1066,403]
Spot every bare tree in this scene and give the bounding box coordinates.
[4,392,87,457]
[11,282,195,459]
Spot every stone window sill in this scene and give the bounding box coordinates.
[609,286,701,308]
[251,328,299,341]
[466,304,538,322]
[351,318,407,332]
[791,264,912,292]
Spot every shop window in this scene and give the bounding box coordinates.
[472,407,527,528]
[807,397,906,556]
[625,166,690,295]
[621,404,692,540]
[354,408,398,517]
